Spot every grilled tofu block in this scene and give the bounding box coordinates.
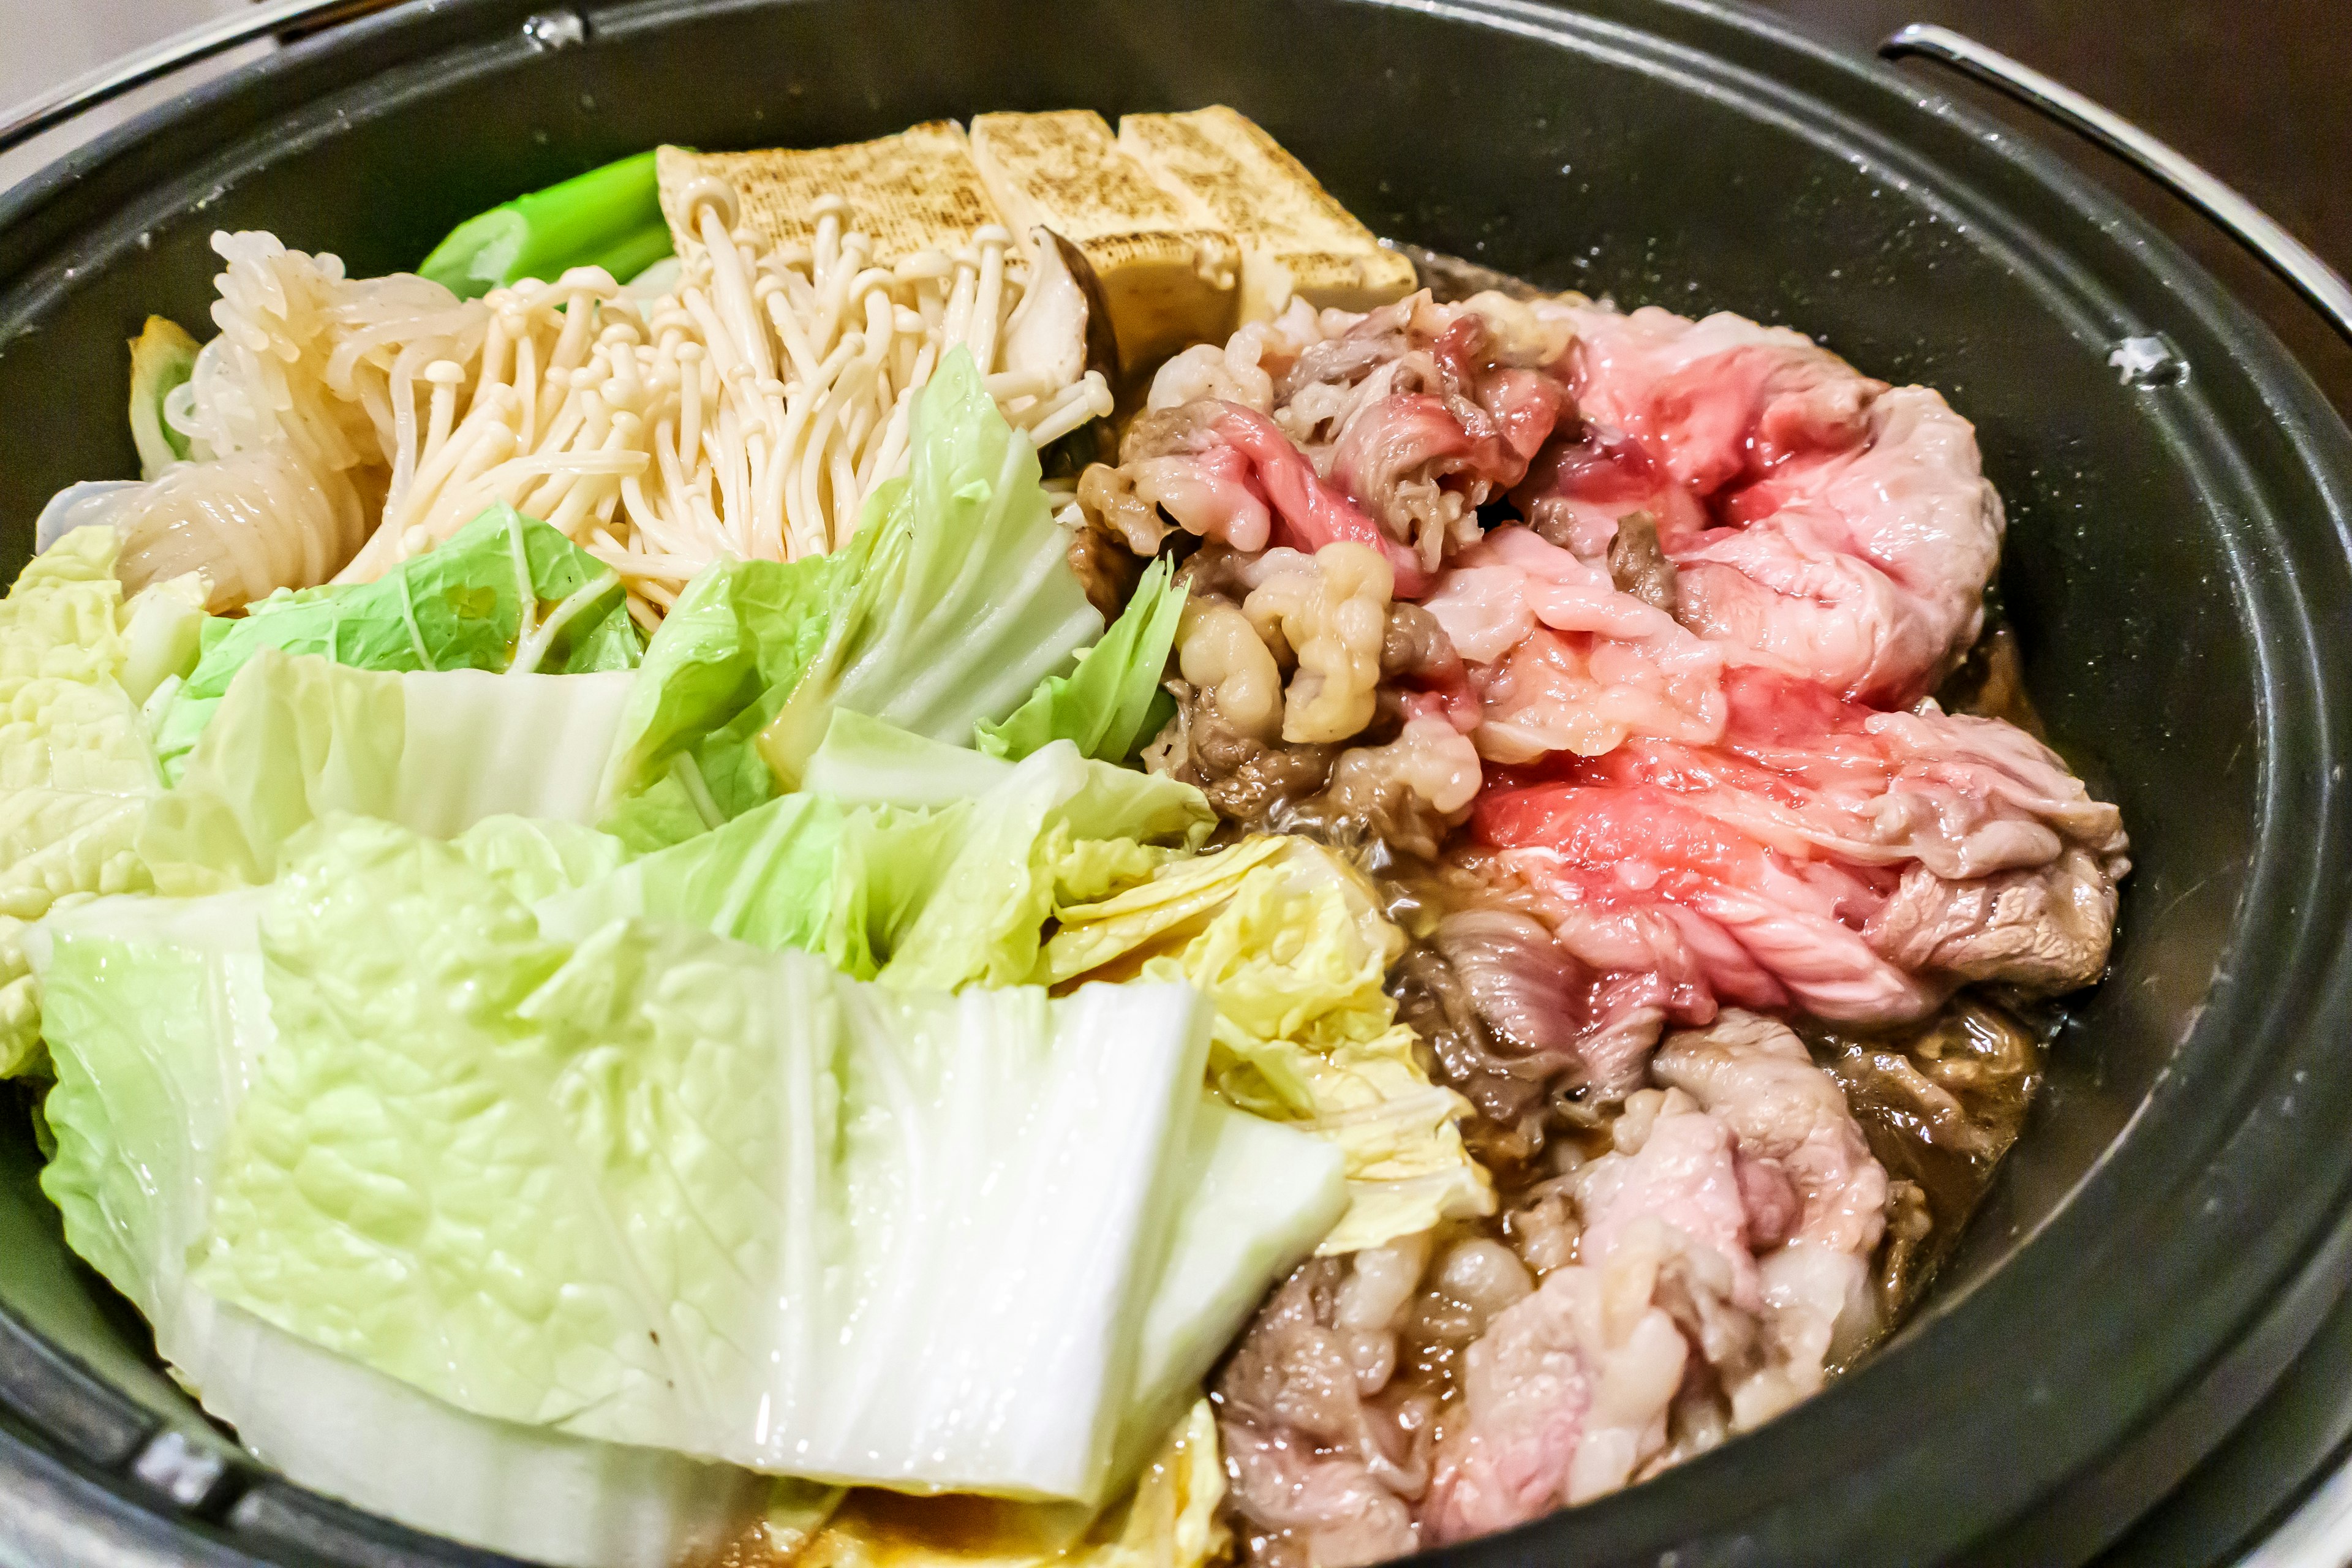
[968,110,1239,375]
[1119,106,1417,323]
[656,123,1003,266]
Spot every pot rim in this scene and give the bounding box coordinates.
[0,2,2347,1565]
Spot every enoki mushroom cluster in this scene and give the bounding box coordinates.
[130,182,1111,628]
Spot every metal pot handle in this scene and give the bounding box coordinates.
[1880,24,2352,348]
[0,0,401,157]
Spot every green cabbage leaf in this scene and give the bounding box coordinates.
[552,714,1208,990]
[977,554,1185,765]
[537,790,955,977]
[594,551,848,852]
[151,505,638,783]
[191,816,1228,1500]
[750,349,1102,786]
[600,350,1101,846]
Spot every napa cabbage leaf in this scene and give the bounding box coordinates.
[977,554,1185,766]
[29,884,763,1568]
[0,527,177,1075]
[551,716,1208,989]
[595,551,848,852]
[149,504,638,783]
[752,349,1102,787]
[139,649,633,894]
[191,817,1223,1501]
[600,349,1101,847]
[1046,835,1493,1253]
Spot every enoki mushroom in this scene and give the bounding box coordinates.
[132,184,1113,626]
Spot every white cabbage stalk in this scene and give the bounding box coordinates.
[138,649,635,893]
[41,818,1341,1514]
[26,892,764,1568]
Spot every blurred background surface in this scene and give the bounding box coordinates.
[2,0,2344,412]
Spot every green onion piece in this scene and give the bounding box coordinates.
[417,149,673,300]
[127,316,199,478]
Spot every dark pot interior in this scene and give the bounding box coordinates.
[0,2,2348,1564]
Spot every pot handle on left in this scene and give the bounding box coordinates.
[1880,23,2352,349]
[0,0,403,157]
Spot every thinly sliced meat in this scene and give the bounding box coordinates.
[1329,394,1500,568]
[1274,296,1419,418]
[1422,911,1663,1104]
[1653,1011,1887,1257]
[1474,368,1574,483]
[1866,845,2121,992]
[1515,304,2003,706]
[1469,665,2127,1020]
[1121,401,1430,594]
[1476,782,1942,1023]
[1419,1262,1686,1542]
[1647,1012,1890,1424]
[1218,1258,1429,1568]
[1420,526,1727,763]
[1223,1423,1422,1568]
[1273,292,1573,453]
[1131,294,1572,589]
[1574,1089,1762,1308]
[1613,668,2130,883]
[1321,314,1567,571]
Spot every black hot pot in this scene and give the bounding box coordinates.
[0,2,2347,1564]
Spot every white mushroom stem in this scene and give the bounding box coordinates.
[322,177,1087,597]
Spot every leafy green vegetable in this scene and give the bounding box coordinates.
[978,555,1185,764]
[538,790,959,977]
[193,817,1220,1501]
[121,573,207,707]
[0,527,170,1076]
[804,711,1210,847]
[452,816,631,907]
[753,349,1104,787]
[154,505,638,783]
[703,1106,1338,1561]
[127,316,198,478]
[30,885,764,1568]
[34,889,272,1320]
[869,737,1205,995]
[140,649,636,894]
[560,715,1209,990]
[1046,836,1493,1253]
[596,698,1213,993]
[599,352,1103,844]
[595,552,847,851]
[797,708,1019,809]
[419,151,673,300]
